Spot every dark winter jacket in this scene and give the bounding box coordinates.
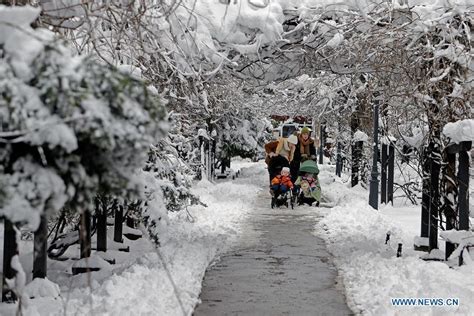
[290,135,316,183]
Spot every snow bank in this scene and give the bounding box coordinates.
[24,278,60,299]
[72,254,112,269]
[19,162,267,316]
[314,166,474,315]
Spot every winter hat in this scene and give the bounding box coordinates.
[301,127,311,134]
[281,167,290,174]
[287,134,298,145]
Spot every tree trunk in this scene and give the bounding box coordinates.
[2,220,18,302]
[200,140,206,180]
[381,143,388,204]
[319,123,325,165]
[457,144,470,230]
[80,210,92,258]
[96,199,107,252]
[114,204,124,243]
[33,215,48,279]
[428,141,441,251]
[336,142,342,177]
[351,141,363,187]
[387,144,395,204]
[211,139,216,179]
[420,146,430,238]
[443,150,457,260]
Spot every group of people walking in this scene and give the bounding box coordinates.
[265,127,321,207]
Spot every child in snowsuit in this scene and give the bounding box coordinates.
[295,172,321,206]
[270,167,294,198]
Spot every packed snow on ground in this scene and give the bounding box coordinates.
[0,159,265,316]
[314,165,474,316]
[2,159,473,315]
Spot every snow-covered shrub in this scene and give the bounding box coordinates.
[144,138,200,213]
[0,5,167,230]
[217,115,272,160]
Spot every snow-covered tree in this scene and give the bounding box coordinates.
[0,5,167,230]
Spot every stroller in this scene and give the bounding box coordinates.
[294,160,321,206]
[268,160,294,210]
[271,188,294,209]
[267,155,289,183]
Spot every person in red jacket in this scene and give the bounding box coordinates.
[270,167,294,198]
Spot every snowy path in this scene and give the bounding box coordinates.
[194,176,352,315]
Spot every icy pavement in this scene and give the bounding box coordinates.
[194,187,352,315]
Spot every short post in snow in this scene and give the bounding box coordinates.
[385,231,391,244]
[397,243,403,257]
[369,100,380,210]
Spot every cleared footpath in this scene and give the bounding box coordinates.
[194,177,353,316]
